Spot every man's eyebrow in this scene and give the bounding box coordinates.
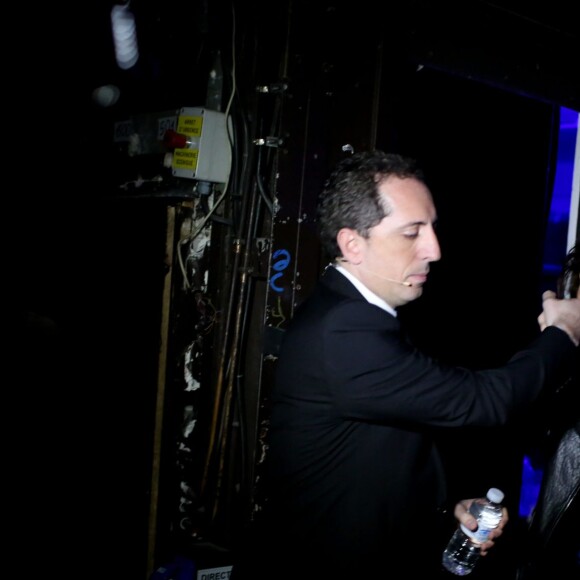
[398,220,428,228]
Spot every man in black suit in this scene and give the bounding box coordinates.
[233,151,580,579]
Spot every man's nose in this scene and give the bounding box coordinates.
[423,228,441,262]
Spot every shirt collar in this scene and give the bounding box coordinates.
[334,264,397,317]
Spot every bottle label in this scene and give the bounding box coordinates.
[460,523,490,544]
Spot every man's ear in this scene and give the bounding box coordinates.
[337,228,362,264]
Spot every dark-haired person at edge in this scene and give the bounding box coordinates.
[516,242,580,580]
[231,151,580,579]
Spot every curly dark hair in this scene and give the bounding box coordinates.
[557,242,579,299]
[317,150,426,259]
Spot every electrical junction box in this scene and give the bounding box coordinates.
[171,107,232,183]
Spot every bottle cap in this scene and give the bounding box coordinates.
[486,487,504,503]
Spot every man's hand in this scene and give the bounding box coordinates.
[538,290,580,346]
[453,499,508,556]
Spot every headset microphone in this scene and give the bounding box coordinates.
[376,276,413,287]
[338,259,413,287]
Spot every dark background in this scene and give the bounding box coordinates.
[14,2,578,579]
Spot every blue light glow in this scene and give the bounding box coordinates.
[520,105,579,518]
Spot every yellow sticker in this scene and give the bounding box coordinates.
[176,115,203,137]
[173,148,199,170]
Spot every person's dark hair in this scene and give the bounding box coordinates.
[557,242,579,299]
[317,150,426,259]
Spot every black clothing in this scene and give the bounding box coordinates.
[517,373,580,580]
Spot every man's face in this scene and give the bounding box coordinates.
[356,176,441,307]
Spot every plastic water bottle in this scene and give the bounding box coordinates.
[441,487,505,576]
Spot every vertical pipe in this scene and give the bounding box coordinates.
[146,205,176,578]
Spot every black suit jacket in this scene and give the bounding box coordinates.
[236,266,576,579]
